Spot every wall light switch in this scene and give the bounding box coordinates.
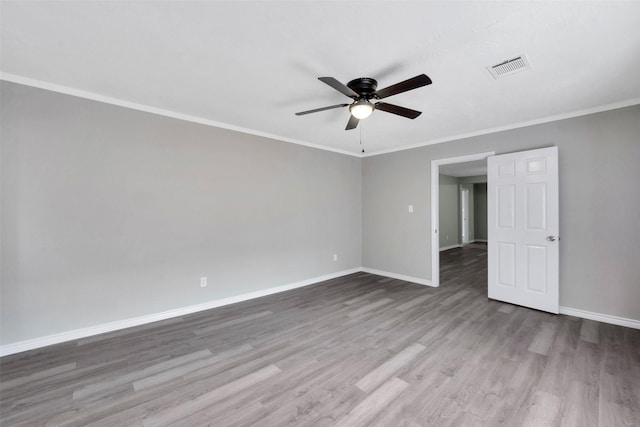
[408,205,414,213]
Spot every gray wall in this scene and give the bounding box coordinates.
[474,183,488,241]
[0,82,362,345]
[459,183,475,243]
[439,175,460,248]
[2,80,639,346]
[362,105,640,320]
[438,175,481,248]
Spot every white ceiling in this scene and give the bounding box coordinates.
[2,1,640,156]
[440,160,487,178]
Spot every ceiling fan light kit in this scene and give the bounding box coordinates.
[295,74,432,131]
[349,99,374,119]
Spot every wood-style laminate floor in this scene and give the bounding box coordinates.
[2,245,639,426]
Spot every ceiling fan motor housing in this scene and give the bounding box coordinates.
[347,77,378,98]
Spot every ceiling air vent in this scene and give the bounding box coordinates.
[487,55,530,79]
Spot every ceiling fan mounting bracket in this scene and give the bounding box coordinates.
[347,77,378,98]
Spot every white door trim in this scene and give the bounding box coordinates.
[431,151,494,287]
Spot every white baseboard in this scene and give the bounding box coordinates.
[559,306,640,330]
[360,267,435,287]
[0,268,361,357]
[6,269,635,357]
[439,244,462,252]
[472,239,487,243]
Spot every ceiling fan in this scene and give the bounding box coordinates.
[295,74,432,130]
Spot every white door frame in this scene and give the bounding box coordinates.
[431,151,494,287]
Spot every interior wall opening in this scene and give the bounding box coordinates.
[430,152,493,288]
[438,166,488,291]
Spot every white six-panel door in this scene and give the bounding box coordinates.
[487,147,559,314]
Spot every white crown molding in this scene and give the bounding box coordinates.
[559,306,640,330]
[362,98,640,157]
[0,72,361,158]
[0,268,361,357]
[3,72,639,159]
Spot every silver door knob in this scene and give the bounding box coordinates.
[546,235,557,242]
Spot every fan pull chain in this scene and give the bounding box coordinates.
[360,124,365,153]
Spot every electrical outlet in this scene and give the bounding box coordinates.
[408,205,414,213]
[333,254,338,262]
[200,277,207,288]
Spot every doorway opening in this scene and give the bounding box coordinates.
[430,152,493,287]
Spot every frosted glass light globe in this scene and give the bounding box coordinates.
[349,100,374,119]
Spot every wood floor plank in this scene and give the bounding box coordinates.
[484,352,548,425]
[142,364,281,427]
[76,317,185,347]
[522,389,563,426]
[347,297,394,318]
[72,349,212,400]
[537,317,581,398]
[0,362,77,390]
[570,339,601,388]
[343,288,386,306]
[439,289,470,306]
[395,293,433,312]
[560,380,599,426]
[2,245,638,426]
[336,376,408,427]
[580,319,600,344]
[355,343,425,393]
[192,310,273,335]
[465,356,520,419]
[174,400,267,427]
[528,321,558,355]
[498,303,516,314]
[132,343,253,391]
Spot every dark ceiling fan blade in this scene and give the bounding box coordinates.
[373,74,432,99]
[375,102,422,119]
[295,104,349,116]
[318,77,359,98]
[345,115,359,130]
